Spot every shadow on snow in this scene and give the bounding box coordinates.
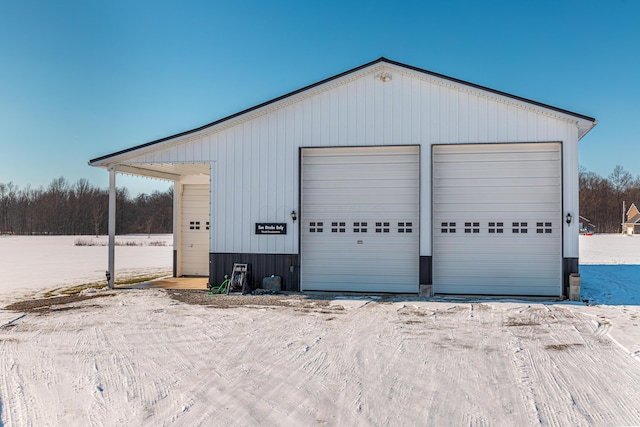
[579,264,640,306]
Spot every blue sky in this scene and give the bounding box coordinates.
[1,0,638,195]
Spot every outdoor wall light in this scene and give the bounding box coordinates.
[291,210,297,221]
[566,213,572,225]
[375,71,392,82]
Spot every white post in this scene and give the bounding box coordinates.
[622,200,626,235]
[173,181,181,277]
[108,167,116,289]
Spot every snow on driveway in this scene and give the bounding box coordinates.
[1,292,639,426]
[0,234,638,426]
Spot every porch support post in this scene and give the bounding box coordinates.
[173,181,181,277]
[208,162,215,285]
[108,166,116,289]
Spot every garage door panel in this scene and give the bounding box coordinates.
[305,178,419,188]
[303,153,419,165]
[435,253,561,265]
[306,168,418,181]
[436,265,561,277]
[305,203,419,211]
[433,143,562,296]
[302,146,419,292]
[434,204,560,214]
[433,157,560,170]
[434,192,561,203]
[434,164,560,180]
[435,187,560,200]
[434,177,561,189]
[436,236,559,249]
[303,281,417,294]
[434,143,560,156]
[433,282,559,296]
[434,179,561,188]
[304,247,419,260]
[305,259,418,269]
[305,187,419,202]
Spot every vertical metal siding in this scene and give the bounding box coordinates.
[121,65,580,262]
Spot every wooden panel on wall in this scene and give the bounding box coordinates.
[210,253,300,292]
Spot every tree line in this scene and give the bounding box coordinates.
[2,165,637,235]
[0,177,173,235]
[580,165,640,233]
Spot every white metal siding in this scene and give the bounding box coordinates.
[432,143,562,296]
[301,146,419,292]
[181,184,210,276]
[118,63,580,260]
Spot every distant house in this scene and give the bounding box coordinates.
[624,203,640,235]
[579,216,596,235]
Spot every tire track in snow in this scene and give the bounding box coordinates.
[2,291,640,426]
[508,304,640,426]
[0,315,56,427]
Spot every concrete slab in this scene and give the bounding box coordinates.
[121,277,208,290]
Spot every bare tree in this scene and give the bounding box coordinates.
[0,178,172,235]
[0,182,17,234]
[90,188,108,237]
[609,165,633,232]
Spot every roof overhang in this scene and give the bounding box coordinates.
[104,162,211,181]
[578,120,598,141]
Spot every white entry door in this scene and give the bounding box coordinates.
[181,184,210,276]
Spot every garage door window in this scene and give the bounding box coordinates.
[398,222,413,233]
[488,222,504,234]
[353,222,368,233]
[375,222,390,233]
[309,222,324,232]
[331,222,346,233]
[464,222,480,234]
[441,222,456,233]
[537,222,553,234]
[512,222,528,234]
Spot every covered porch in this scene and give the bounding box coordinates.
[95,161,212,288]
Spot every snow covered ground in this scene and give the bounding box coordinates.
[0,234,173,304]
[0,234,638,426]
[579,234,640,305]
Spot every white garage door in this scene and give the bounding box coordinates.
[301,146,419,293]
[433,143,562,296]
[181,184,210,276]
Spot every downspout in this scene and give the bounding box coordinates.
[108,166,116,289]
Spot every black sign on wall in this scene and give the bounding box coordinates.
[255,223,287,235]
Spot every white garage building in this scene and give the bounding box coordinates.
[89,57,596,297]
